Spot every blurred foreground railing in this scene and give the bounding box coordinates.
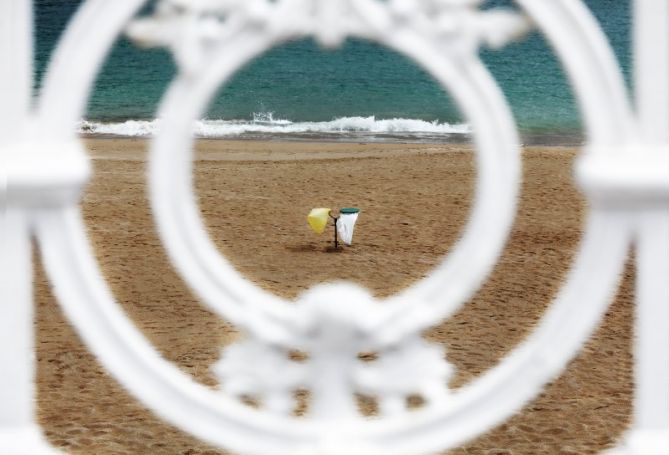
[0,0,668,454]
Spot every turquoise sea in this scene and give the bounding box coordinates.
[35,0,632,144]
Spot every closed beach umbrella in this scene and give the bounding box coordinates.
[307,208,331,234]
[337,208,360,246]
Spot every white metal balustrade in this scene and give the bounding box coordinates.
[0,0,667,454]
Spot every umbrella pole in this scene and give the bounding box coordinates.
[334,218,339,249]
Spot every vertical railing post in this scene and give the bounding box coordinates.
[0,211,33,432]
[629,1,669,453]
[0,0,32,140]
[0,1,58,453]
[634,0,669,145]
[0,0,34,428]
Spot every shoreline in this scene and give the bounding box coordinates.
[78,128,584,148]
[82,137,581,164]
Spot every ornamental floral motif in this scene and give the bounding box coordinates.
[213,285,454,418]
[127,0,531,75]
[213,339,309,415]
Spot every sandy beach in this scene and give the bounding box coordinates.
[35,138,633,454]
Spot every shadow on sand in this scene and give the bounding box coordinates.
[286,244,345,253]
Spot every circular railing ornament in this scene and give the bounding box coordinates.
[34,0,635,453]
[143,0,524,349]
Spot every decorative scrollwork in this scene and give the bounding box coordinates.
[213,285,453,418]
[213,339,308,415]
[134,0,531,423]
[14,0,640,452]
[126,0,530,433]
[127,0,531,75]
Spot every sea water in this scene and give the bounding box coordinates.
[35,0,631,144]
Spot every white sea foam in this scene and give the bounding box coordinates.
[78,114,471,139]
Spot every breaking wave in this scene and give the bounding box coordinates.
[78,114,471,141]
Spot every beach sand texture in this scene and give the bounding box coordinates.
[35,139,633,454]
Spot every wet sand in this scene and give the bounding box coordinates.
[36,138,633,454]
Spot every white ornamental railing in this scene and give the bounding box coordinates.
[0,0,667,453]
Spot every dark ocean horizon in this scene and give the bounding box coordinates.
[35,0,632,144]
